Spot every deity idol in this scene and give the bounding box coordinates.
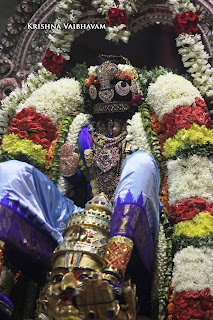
[0,57,162,318]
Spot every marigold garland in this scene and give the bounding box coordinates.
[174,211,213,238]
[45,126,61,170]
[1,134,47,166]
[163,123,213,159]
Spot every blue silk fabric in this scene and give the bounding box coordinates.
[0,160,82,275]
[111,151,162,272]
[0,133,161,279]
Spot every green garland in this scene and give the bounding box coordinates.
[49,116,73,185]
[0,151,43,171]
[173,234,213,251]
[139,103,163,176]
[165,142,213,160]
[136,66,172,99]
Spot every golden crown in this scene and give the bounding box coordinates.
[52,193,112,271]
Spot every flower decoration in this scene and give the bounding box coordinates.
[1,134,47,167]
[146,73,202,121]
[16,78,83,126]
[168,0,213,103]
[126,112,151,153]
[106,8,128,27]
[163,123,213,158]
[42,48,66,76]
[169,197,213,224]
[173,11,199,35]
[147,70,213,319]
[161,99,211,140]
[7,108,57,150]
[174,211,213,238]
[130,93,142,107]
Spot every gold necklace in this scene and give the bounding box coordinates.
[92,131,127,148]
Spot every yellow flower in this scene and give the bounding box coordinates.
[2,134,47,166]
[164,123,213,158]
[174,211,213,237]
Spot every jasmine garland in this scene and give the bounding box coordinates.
[167,155,213,204]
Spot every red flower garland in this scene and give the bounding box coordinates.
[161,98,211,139]
[7,107,57,149]
[169,197,213,224]
[173,11,199,35]
[106,8,128,27]
[42,48,66,76]
[173,289,213,320]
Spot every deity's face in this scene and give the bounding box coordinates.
[48,255,91,320]
[47,252,102,320]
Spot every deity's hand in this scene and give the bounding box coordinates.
[59,143,79,177]
[73,272,137,320]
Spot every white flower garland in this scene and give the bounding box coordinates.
[16,78,83,126]
[126,112,151,153]
[168,0,197,17]
[151,222,171,318]
[168,0,213,103]
[167,155,213,204]
[176,34,213,101]
[88,63,137,78]
[105,25,130,44]
[56,174,72,195]
[91,0,135,43]
[146,73,201,120]
[66,113,92,149]
[0,66,56,138]
[172,246,213,295]
[91,0,134,16]
[49,0,82,59]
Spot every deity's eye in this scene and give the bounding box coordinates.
[52,274,63,283]
[78,273,89,281]
[115,81,130,96]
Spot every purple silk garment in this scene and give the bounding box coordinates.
[110,151,162,272]
[79,126,91,172]
[110,202,154,272]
